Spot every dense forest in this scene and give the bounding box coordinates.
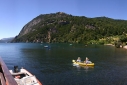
[12,12,127,45]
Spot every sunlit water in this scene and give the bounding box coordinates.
[0,43,127,85]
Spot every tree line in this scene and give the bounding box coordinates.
[12,12,127,46]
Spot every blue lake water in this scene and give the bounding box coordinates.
[0,43,127,85]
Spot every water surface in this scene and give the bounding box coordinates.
[0,43,127,85]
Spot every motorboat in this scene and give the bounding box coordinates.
[0,57,42,85]
[9,66,42,85]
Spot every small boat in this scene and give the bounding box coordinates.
[72,60,94,66]
[9,66,42,85]
[44,45,48,48]
[0,57,42,85]
[69,44,72,45]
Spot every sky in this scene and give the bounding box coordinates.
[0,0,127,39]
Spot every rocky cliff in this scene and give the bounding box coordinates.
[12,12,72,43]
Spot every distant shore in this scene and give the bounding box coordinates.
[104,43,127,49]
[104,44,114,46]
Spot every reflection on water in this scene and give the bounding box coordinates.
[73,64,94,73]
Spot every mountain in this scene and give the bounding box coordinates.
[0,37,14,43]
[12,12,127,44]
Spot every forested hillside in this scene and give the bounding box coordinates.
[12,12,127,44]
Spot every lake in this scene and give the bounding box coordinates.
[0,43,127,85]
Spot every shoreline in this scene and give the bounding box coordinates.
[104,44,114,46]
[104,44,127,49]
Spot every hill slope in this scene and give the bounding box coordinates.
[12,12,127,44]
[0,37,14,43]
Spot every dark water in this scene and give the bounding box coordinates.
[0,43,127,85]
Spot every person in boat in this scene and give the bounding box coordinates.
[77,57,81,62]
[15,75,21,79]
[85,57,89,64]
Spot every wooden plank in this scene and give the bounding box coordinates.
[0,57,18,85]
[0,72,6,85]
